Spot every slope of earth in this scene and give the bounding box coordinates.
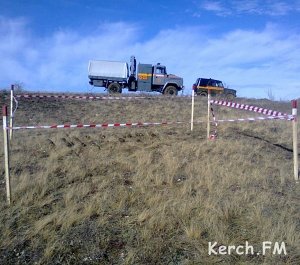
[0,93,299,264]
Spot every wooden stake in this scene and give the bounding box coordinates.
[10,85,14,141]
[207,90,211,139]
[292,100,299,182]
[191,89,194,131]
[2,105,11,205]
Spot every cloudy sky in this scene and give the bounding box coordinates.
[0,0,300,99]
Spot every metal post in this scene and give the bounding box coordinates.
[3,105,11,205]
[10,85,14,141]
[191,89,194,131]
[207,90,211,139]
[292,100,299,182]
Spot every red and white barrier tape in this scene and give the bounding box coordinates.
[14,94,194,101]
[5,115,293,131]
[8,121,187,130]
[15,94,148,100]
[210,100,289,117]
[210,103,218,138]
[215,115,294,123]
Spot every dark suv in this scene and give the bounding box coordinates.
[192,78,236,99]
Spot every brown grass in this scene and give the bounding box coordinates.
[0,93,299,264]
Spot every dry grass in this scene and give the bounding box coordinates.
[0,93,299,264]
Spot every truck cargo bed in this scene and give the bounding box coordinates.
[88,60,129,79]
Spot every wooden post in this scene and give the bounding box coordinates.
[207,90,211,139]
[191,89,195,131]
[292,100,299,182]
[10,85,14,141]
[3,105,11,205]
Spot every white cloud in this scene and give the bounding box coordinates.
[233,0,293,16]
[201,1,231,16]
[203,1,223,12]
[0,19,140,91]
[199,0,299,16]
[266,1,293,15]
[0,17,299,100]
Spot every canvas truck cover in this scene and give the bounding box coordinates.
[88,60,129,79]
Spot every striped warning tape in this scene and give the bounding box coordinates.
[14,94,194,101]
[210,99,289,117]
[215,115,294,123]
[15,94,148,100]
[8,121,187,130]
[5,115,293,131]
[210,103,218,139]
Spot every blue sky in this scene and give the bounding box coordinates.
[0,0,300,99]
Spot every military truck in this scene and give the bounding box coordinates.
[88,56,184,95]
[192,78,236,99]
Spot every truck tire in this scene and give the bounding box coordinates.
[163,86,178,96]
[108,83,122,94]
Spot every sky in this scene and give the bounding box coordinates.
[0,0,300,100]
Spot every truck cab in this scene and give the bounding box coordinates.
[192,78,236,99]
[135,62,184,95]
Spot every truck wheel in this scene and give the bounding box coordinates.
[163,86,178,96]
[108,83,122,94]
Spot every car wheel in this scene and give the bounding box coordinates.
[198,91,208,97]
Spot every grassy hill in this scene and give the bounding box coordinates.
[0,93,299,264]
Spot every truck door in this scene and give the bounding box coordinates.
[137,63,152,92]
[152,65,166,86]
